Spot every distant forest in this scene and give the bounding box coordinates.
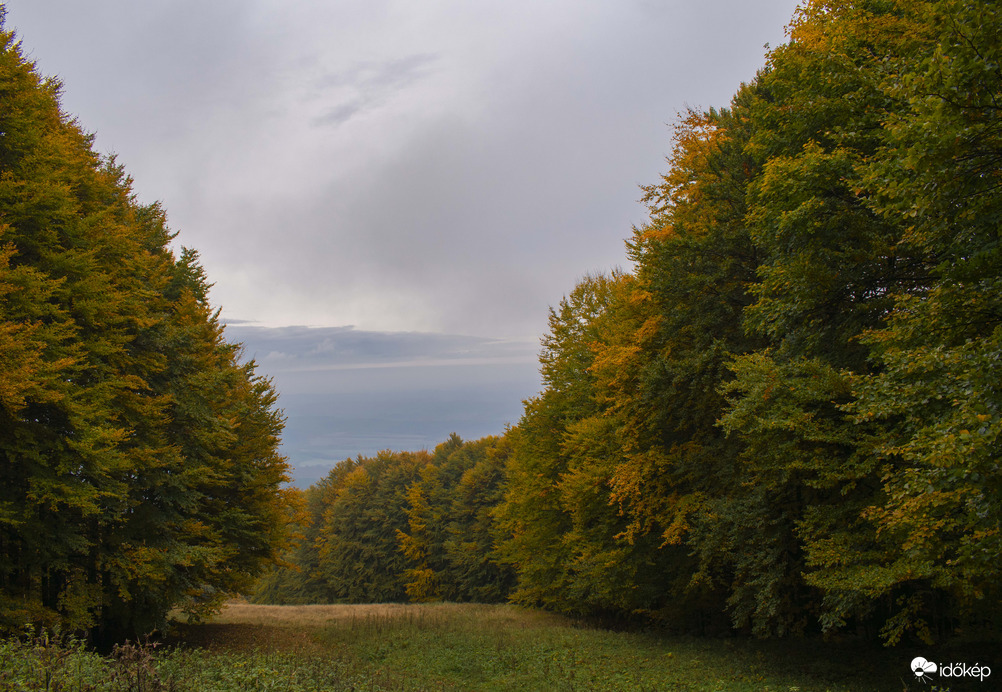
[2,0,1000,647]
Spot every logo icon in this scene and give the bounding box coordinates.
[911,657,937,684]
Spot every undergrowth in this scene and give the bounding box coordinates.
[0,625,369,692]
[1,605,993,691]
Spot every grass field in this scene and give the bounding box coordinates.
[2,602,993,690]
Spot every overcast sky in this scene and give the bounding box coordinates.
[3,0,802,482]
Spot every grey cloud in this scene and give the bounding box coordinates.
[313,100,366,127]
[227,324,540,375]
[315,53,439,91]
[312,53,439,128]
[5,0,801,338]
[2,0,805,482]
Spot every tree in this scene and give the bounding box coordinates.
[315,451,429,602]
[0,13,291,640]
[697,0,935,638]
[602,94,767,631]
[825,0,1002,642]
[397,434,514,603]
[493,275,616,612]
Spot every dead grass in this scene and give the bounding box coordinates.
[167,600,571,657]
[212,601,452,626]
[207,600,566,630]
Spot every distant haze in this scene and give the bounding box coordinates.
[228,325,540,486]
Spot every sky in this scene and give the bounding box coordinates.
[3,0,802,484]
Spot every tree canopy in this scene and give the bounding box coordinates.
[489,0,1001,643]
[251,434,514,606]
[0,10,292,643]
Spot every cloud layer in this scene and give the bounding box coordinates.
[6,0,801,339]
[4,1,802,479]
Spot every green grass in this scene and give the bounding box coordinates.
[1,604,993,691]
[306,604,893,691]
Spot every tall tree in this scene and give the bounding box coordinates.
[713,0,928,637]
[315,451,429,602]
[603,94,766,631]
[823,0,1002,642]
[397,434,514,603]
[494,275,617,612]
[0,12,291,640]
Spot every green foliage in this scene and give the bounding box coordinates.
[397,434,515,603]
[0,11,290,641]
[829,0,1002,642]
[493,0,1002,644]
[314,450,427,602]
[249,487,329,605]
[0,626,376,691]
[493,277,613,610]
[492,273,688,620]
[254,434,514,606]
[607,97,766,629]
[0,627,123,691]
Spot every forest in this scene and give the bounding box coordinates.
[2,0,1000,650]
[254,0,1002,646]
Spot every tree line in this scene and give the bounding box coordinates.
[260,0,1000,645]
[0,10,291,644]
[252,434,514,605]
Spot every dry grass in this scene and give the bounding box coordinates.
[212,601,456,626]
[168,600,570,658]
[208,600,566,630]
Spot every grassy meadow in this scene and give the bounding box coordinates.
[6,601,986,691]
